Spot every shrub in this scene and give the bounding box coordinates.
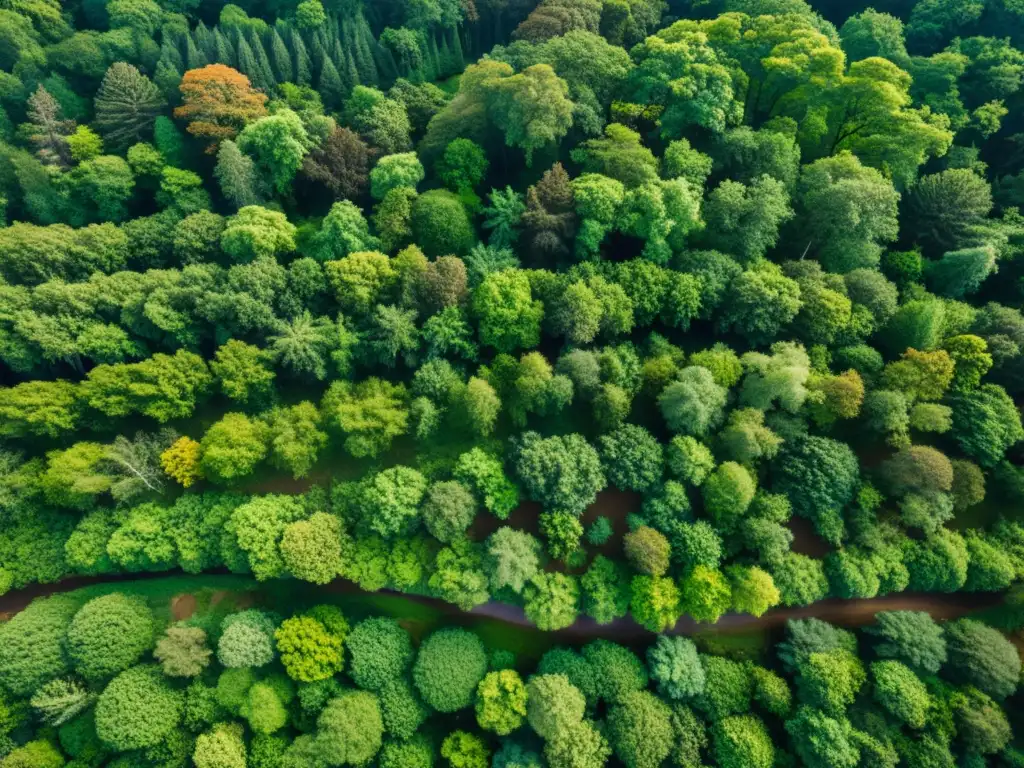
[526,674,585,739]
[154,626,212,678]
[346,618,413,691]
[475,670,527,735]
[217,610,278,668]
[413,629,487,713]
[0,595,77,695]
[66,593,155,681]
[94,665,184,751]
[315,691,384,766]
[275,616,344,682]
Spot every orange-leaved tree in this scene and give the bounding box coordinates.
[174,64,268,152]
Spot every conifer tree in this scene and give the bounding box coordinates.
[290,29,312,86]
[235,33,262,89]
[268,28,293,84]
[184,33,208,70]
[94,63,165,151]
[194,22,213,60]
[213,28,235,67]
[248,29,277,90]
[318,57,345,111]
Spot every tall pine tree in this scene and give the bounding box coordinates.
[290,28,312,86]
[213,28,235,67]
[268,28,293,84]
[318,56,345,111]
[184,33,208,70]
[235,32,264,89]
[248,29,277,90]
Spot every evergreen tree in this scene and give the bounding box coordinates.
[268,28,293,85]
[194,22,214,61]
[185,33,208,70]
[94,63,166,151]
[235,33,263,90]
[213,28,236,67]
[248,29,277,91]
[159,36,185,74]
[290,29,312,86]
[318,57,345,111]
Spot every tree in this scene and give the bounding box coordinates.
[728,566,780,617]
[228,495,306,581]
[194,723,246,768]
[785,707,860,768]
[713,715,774,768]
[25,85,74,167]
[545,720,610,768]
[453,448,520,520]
[797,151,900,272]
[155,626,211,678]
[437,138,489,194]
[867,610,946,674]
[795,647,865,715]
[95,665,183,751]
[700,176,793,263]
[174,64,268,152]
[413,629,487,713]
[597,425,663,493]
[607,690,674,768]
[659,366,727,437]
[29,678,93,728]
[944,618,1021,699]
[679,566,732,624]
[906,168,992,252]
[410,189,475,258]
[422,481,476,543]
[702,462,757,534]
[217,610,277,668]
[927,245,998,299]
[215,139,263,208]
[220,206,296,262]
[274,615,343,682]
[485,527,541,595]
[523,572,579,630]
[66,593,154,681]
[280,513,346,584]
[773,436,860,544]
[321,378,409,459]
[623,527,670,577]
[94,62,164,150]
[475,670,527,735]
[871,660,930,729]
[441,730,489,768]
[513,431,605,515]
[371,152,425,200]
[312,201,379,261]
[347,618,412,692]
[628,26,742,137]
[302,127,371,201]
[315,691,383,766]
[199,413,269,484]
[949,384,1024,467]
[526,674,585,738]
[210,340,275,407]
[486,63,574,165]
[716,262,802,345]
[646,636,705,700]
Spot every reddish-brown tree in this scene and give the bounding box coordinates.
[174,64,268,152]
